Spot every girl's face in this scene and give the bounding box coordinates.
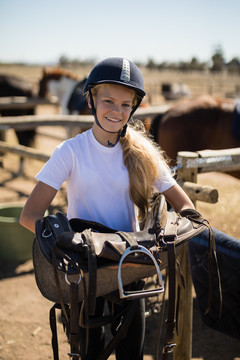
[90,84,135,145]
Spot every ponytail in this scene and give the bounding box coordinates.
[120,122,171,222]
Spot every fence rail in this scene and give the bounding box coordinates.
[0,103,172,130]
[175,148,240,360]
[0,96,59,111]
[0,114,94,131]
[0,140,50,162]
[178,148,240,173]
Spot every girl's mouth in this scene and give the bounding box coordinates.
[105,116,121,123]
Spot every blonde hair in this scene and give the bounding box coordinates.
[85,83,139,108]
[120,121,171,222]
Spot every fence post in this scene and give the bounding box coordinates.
[174,151,198,360]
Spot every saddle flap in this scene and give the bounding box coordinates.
[35,212,77,268]
[91,229,157,261]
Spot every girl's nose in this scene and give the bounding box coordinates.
[112,103,121,113]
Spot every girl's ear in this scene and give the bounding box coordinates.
[87,96,92,108]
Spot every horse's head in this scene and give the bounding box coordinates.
[38,68,89,115]
[38,68,75,98]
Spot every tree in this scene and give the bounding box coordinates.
[227,57,240,74]
[211,45,225,72]
[146,58,157,70]
[58,55,70,67]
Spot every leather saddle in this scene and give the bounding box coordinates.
[33,193,207,305]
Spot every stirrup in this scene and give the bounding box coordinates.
[118,245,164,300]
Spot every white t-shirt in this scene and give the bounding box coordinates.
[36,129,175,231]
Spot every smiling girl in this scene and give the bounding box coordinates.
[20,57,194,359]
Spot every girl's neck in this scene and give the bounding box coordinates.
[92,123,119,147]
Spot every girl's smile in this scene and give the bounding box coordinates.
[89,84,135,146]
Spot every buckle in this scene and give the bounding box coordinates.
[163,343,176,354]
[68,352,80,359]
[65,272,82,285]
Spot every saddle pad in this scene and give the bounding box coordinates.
[188,227,240,340]
[32,238,171,303]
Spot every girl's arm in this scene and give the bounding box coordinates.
[20,181,57,233]
[162,183,195,213]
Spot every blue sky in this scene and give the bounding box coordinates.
[1,0,239,65]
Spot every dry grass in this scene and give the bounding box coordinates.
[197,172,240,238]
[1,63,240,102]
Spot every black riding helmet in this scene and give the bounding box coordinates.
[84,57,146,146]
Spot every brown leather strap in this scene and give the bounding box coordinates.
[204,223,223,317]
[163,211,179,238]
[116,231,139,249]
[97,301,138,360]
[69,283,81,359]
[82,229,97,315]
[52,246,70,328]
[49,304,60,360]
[180,209,223,317]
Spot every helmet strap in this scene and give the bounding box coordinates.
[88,87,120,135]
[107,124,128,147]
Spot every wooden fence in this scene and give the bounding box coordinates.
[0,96,59,111]
[0,102,171,129]
[175,148,240,360]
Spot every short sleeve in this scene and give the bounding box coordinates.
[154,163,176,193]
[35,141,73,190]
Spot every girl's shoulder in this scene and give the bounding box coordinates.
[59,129,91,150]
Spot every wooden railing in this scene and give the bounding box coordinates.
[175,148,240,360]
[0,96,59,111]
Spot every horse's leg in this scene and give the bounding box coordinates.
[15,129,36,175]
[0,130,6,167]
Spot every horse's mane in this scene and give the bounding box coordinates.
[38,67,80,97]
[42,67,80,80]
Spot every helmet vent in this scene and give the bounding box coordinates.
[120,59,130,83]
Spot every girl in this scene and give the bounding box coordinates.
[20,57,194,359]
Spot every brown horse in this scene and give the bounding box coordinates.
[151,95,239,171]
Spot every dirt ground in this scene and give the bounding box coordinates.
[1,126,240,360]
